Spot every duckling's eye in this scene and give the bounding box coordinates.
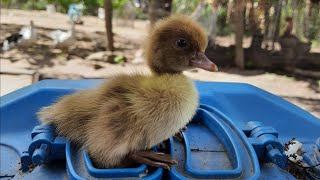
[175,38,189,49]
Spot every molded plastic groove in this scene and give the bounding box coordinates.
[183,109,242,179]
[82,149,147,178]
[200,104,261,180]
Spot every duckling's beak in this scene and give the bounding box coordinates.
[190,52,218,72]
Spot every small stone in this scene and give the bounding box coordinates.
[85,51,108,61]
[94,64,104,70]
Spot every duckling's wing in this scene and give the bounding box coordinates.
[84,74,198,168]
[117,74,198,148]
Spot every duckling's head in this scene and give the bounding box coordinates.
[145,15,218,74]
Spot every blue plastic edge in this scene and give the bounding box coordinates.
[0,80,101,109]
[82,149,147,178]
[195,81,319,122]
[66,143,163,179]
[66,142,86,180]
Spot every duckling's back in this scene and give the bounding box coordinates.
[86,73,198,167]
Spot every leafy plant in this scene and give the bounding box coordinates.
[114,55,125,64]
[113,0,127,10]
[1,0,11,3]
[172,0,198,14]
[22,0,47,10]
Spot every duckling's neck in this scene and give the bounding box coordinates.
[150,66,183,75]
[152,71,182,76]
[148,57,183,75]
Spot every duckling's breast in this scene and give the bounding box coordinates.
[128,74,199,148]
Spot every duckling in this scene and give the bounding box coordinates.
[37,15,218,170]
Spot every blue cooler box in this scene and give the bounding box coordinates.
[1,80,319,179]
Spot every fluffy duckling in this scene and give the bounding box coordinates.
[37,15,217,170]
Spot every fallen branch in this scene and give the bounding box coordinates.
[290,68,320,79]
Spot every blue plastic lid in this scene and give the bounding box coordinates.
[1,80,319,179]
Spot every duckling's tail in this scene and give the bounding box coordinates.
[37,106,57,124]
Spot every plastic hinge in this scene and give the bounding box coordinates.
[20,124,67,172]
[244,121,287,168]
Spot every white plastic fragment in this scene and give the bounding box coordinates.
[285,139,303,163]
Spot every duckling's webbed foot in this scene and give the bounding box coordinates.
[129,151,177,170]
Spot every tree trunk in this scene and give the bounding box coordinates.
[304,0,311,41]
[234,0,245,69]
[148,0,173,26]
[311,2,320,41]
[104,0,114,51]
[248,0,259,33]
[272,0,282,50]
[263,0,270,40]
[226,0,234,24]
[291,0,299,35]
[208,0,219,43]
[259,0,271,49]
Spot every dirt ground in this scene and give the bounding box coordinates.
[1,9,319,118]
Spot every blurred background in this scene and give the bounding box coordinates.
[0,0,319,117]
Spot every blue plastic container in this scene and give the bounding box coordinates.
[1,80,319,179]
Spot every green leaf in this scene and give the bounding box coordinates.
[114,55,125,64]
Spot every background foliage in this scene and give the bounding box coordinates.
[1,0,319,42]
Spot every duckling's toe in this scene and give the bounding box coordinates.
[175,131,184,141]
[129,150,177,170]
[175,127,187,142]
